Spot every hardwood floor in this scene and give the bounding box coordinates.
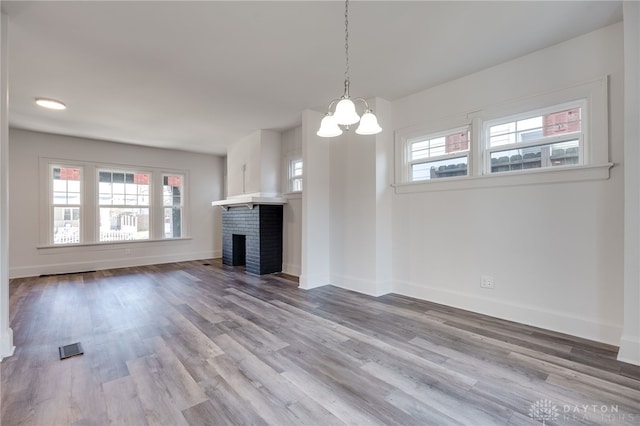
[2,260,640,425]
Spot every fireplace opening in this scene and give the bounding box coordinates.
[231,234,246,266]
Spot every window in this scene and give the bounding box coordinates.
[42,159,189,247]
[395,77,611,193]
[98,170,150,241]
[407,127,470,181]
[486,101,584,174]
[290,159,303,192]
[163,174,183,238]
[51,165,81,245]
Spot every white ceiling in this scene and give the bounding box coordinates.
[3,1,623,156]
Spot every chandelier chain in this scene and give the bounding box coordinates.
[344,0,350,87]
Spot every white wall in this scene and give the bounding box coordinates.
[9,129,225,278]
[620,2,640,365]
[390,23,624,344]
[300,110,331,289]
[226,129,281,198]
[328,98,393,296]
[281,126,302,276]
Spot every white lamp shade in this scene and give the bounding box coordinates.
[333,98,360,125]
[317,114,343,137]
[355,111,382,135]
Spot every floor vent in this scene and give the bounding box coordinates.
[202,263,211,266]
[59,342,84,360]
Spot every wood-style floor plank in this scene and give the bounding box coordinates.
[2,260,640,425]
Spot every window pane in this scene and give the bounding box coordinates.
[53,192,67,204]
[410,129,470,161]
[163,175,183,208]
[53,179,67,192]
[98,182,111,194]
[489,107,581,148]
[445,131,469,154]
[292,178,302,192]
[52,166,81,206]
[99,170,150,207]
[67,193,81,204]
[517,116,543,131]
[164,207,181,238]
[67,180,80,193]
[411,156,468,181]
[53,207,80,244]
[543,107,581,136]
[292,160,303,177]
[99,208,149,241]
[99,194,112,205]
[410,141,429,161]
[490,139,579,173]
[113,183,125,194]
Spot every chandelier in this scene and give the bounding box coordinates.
[317,0,382,138]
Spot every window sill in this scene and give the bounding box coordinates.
[393,163,614,194]
[38,237,193,251]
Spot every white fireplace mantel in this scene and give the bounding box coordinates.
[211,194,288,211]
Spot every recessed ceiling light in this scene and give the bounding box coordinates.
[35,98,66,110]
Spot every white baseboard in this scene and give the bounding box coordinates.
[330,273,392,297]
[617,335,640,366]
[298,273,329,290]
[394,280,622,346]
[9,250,216,279]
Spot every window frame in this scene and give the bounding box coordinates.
[49,164,83,246]
[289,158,303,193]
[162,173,185,239]
[483,99,587,175]
[406,125,471,182]
[394,76,612,194]
[97,168,152,242]
[39,158,190,248]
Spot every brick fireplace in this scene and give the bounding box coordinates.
[221,204,283,275]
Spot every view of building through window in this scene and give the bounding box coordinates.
[290,160,303,192]
[488,107,582,173]
[98,171,150,241]
[409,129,470,181]
[163,174,183,238]
[52,166,81,244]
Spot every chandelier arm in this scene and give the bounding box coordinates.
[353,97,372,111]
[325,98,343,113]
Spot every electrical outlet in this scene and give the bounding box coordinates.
[480,275,494,289]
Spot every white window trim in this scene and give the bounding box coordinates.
[406,124,471,182]
[394,76,611,193]
[483,99,587,175]
[288,157,303,194]
[39,157,190,248]
[47,163,84,246]
[162,172,187,239]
